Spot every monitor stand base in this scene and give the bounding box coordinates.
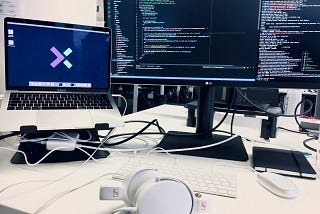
[157,131,248,161]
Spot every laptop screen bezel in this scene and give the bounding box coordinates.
[4,17,112,92]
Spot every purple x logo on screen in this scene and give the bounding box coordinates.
[50,47,73,69]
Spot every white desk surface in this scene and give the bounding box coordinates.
[0,104,319,214]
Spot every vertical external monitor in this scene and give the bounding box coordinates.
[257,0,320,88]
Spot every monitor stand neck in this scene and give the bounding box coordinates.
[196,85,215,138]
[157,85,248,161]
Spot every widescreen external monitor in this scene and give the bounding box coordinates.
[107,0,320,161]
[108,0,320,89]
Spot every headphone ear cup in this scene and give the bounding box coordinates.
[133,178,194,214]
[124,168,158,205]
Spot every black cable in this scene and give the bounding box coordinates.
[212,88,237,131]
[235,88,313,118]
[171,87,237,137]
[236,87,314,134]
[131,89,237,140]
[0,132,19,141]
[106,127,233,147]
[230,104,237,136]
[293,99,312,133]
[230,89,238,136]
[278,125,318,152]
[98,120,166,139]
[106,132,165,139]
[277,127,308,135]
[307,131,318,138]
[104,119,164,146]
[103,90,238,147]
[124,120,166,134]
[303,136,318,152]
[165,129,233,137]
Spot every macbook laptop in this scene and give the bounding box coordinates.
[0,17,123,132]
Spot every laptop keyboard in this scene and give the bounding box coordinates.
[7,93,112,110]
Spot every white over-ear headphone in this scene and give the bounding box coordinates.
[100,168,211,214]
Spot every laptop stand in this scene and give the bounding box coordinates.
[11,129,109,164]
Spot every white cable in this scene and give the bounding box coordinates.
[19,132,67,143]
[17,132,239,159]
[54,131,95,143]
[34,128,117,188]
[110,207,138,214]
[112,94,128,116]
[104,136,152,149]
[0,146,64,166]
[19,130,109,145]
[0,129,145,200]
[78,144,151,152]
[48,133,239,154]
[242,137,304,152]
[0,146,102,167]
[138,147,180,166]
[40,133,153,152]
[132,135,240,166]
[214,161,256,173]
[87,130,93,141]
[20,137,72,143]
[145,147,178,160]
[33,172,115,214]
[150,134,239,153]
[1,138,20,147]
[0,147,85,195]
[106,134,162,146]
[102,128,117,144]
[242,136,270,144]
[19,131,85,144]
[13,131,107,166]
[0,179,55,195]
[0,137,116,196]
[316,137,320,177]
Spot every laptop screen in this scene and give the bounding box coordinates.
[4,17,112,91]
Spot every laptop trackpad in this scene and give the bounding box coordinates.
[36,110,93,130]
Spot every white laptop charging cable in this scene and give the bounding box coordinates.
[112,94,127,116]
[316,130,320,177]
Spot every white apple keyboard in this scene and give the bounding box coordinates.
[112,157,238,198]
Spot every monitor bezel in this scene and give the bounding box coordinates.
[108,0,320,90]
[111,75,320,89]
